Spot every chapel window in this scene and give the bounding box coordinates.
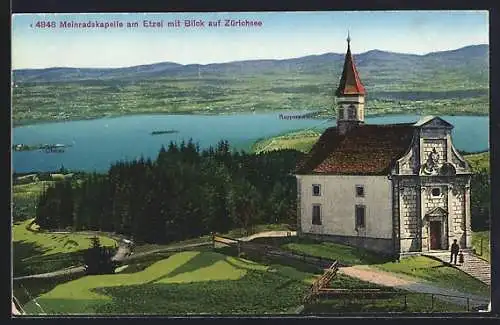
[312,205,322,225]
[356,185,365,197]
[348,104,356,119]
[355,205,366,228]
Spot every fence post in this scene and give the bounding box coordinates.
[480,238,483,256]
[467,298,470,312]
[211,232,215,249]
[404,294,407,311]
[431,294,434,310]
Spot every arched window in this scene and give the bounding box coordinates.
[348,104,356,119]
[338,108,344,119]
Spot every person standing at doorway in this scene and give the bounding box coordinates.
[450,239,460,265]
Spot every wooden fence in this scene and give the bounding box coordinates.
[303,261,339,304]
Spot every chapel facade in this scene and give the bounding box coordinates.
[295,35,473,256]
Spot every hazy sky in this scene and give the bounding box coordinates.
[12,11,489,69]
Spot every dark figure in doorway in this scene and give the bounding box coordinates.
[450,239,460,265]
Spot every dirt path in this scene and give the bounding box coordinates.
[339,265,489,308]
[126,230,297,261]
[13,265,86,281]
[238,230,296,242]
[119,242,211,262]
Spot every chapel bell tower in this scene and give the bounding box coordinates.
[335,33,366,135]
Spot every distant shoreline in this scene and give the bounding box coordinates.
[12,110,489,128]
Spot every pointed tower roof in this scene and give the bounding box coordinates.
[335,33,366,96]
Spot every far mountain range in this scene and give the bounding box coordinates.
[13,44,489,92]
[11,44,489,126]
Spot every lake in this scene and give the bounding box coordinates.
[12,113,489,173]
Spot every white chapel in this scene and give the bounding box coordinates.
[295,35,473,256]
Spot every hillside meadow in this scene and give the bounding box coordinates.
[13,219,116,277]
[22,250,315,315]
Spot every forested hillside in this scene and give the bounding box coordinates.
[35,141,302,244]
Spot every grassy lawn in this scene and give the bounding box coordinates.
[280,237,393,265]
[13,219,117,276]
[13,273,85,307]
[306,269,467,313]
[22,250,316,315]
[21,249,467,315]
[374,256,490,297]
[471,231,490,262]
[251,129,322,154]
[304,292,466,313]
[277,239,488,298]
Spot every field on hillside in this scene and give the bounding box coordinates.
[13,219,117,276]
[251,129,323,154]
[21,249,467,315]
[22,250,315,315]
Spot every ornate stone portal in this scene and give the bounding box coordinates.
[423,206,448,250]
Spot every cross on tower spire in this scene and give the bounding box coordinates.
[335,32,365,97]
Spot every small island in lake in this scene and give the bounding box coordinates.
[12,143,71,153]
[151,130,179,135]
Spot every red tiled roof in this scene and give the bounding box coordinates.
[335,42,366,96]
[296,124,415,175]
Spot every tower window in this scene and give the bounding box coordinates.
[348,104,356,119]
[312,205,322,225]
[312,184,321,196]
[355,205,366,228]
[431,188,441,197]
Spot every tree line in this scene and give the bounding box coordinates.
[470,167,490,231]
[33,140,490,245]
[35,140,302,244]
